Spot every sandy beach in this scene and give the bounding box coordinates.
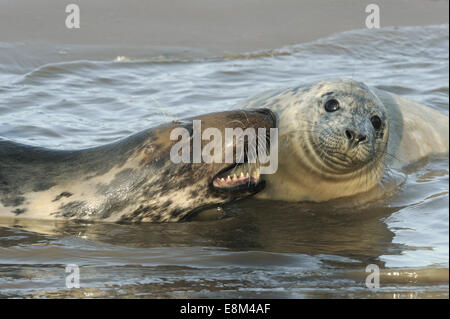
[0,0,448,54]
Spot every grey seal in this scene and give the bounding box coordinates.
[0,109,276,222]
[241,78,449,202]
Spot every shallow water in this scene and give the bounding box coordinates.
[0,25,448,298]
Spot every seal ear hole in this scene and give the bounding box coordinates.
[370,115,382,130]
[324,99,340,112]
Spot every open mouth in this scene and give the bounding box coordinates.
[211,164,263,192]
[208,108,276,194]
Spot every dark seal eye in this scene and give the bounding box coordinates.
[324,99,340,112]
[371,115,382,130]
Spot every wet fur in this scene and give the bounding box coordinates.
[240,78,449,202]
[0,110,275,222]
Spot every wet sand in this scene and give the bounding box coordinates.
[0,0,448,54]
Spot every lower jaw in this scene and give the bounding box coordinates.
[324,159,357,172]
[212,179,265,194]
[306,156,369,177]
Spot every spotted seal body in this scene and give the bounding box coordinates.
[0,109,276,222]
[241,78,449,202]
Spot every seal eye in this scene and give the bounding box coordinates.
[371,115,382,130]
[324,99,340,112]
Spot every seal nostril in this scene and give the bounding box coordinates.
[345,129,354,140]
[345,129,367,144]
[256,108,277,125]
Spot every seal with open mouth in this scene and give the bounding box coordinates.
[0,109,276,222]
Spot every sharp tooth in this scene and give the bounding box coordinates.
[246,172,249,178]
[240,172,244,178]
[220,178,225,182]
[252,171,258,179]
[233,174,237,179]
[227,175,231,180]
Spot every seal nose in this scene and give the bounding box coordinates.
[256,108,277,126]
[345,129,367,145]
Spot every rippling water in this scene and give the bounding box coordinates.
[0,24,448,298]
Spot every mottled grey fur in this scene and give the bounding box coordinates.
[0,109,275,222]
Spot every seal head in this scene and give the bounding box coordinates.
[301,80,389,177]
[243,79,393,202]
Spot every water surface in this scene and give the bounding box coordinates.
[0,24,448,298]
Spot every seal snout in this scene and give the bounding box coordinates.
[344,128,367,148]
[256,108,278,125]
